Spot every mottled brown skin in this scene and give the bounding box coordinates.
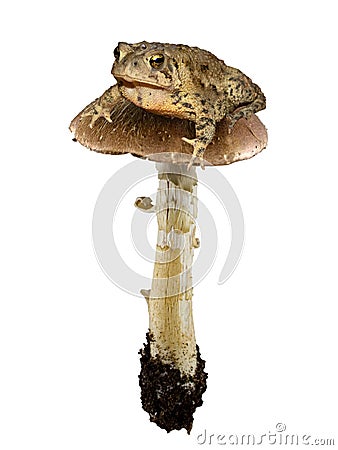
[94,41,266,166]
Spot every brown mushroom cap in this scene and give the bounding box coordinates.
[70,85,267,166]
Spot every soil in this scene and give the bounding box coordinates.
[138,333,208,434]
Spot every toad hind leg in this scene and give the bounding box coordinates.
[228,84,266,132]
[183,117,216,170]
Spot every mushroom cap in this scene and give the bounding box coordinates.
[70,85,267,166]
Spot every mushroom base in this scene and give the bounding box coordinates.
[139,332,207,434]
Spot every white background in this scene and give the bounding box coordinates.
[1,0,337,448]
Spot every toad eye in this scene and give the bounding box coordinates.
[149,54,165,69]
[114,46,120,61]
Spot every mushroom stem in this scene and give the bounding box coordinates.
[139,161,207,434]
[149,163,198,375]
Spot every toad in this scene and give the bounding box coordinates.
[94,41,266,167]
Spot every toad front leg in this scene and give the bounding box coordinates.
[183,116,216,170]
[82,86,115,128]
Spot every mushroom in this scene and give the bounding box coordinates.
[70,85,267,166]
[70,84,267,433]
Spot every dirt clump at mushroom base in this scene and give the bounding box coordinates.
[139,333,207,434]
